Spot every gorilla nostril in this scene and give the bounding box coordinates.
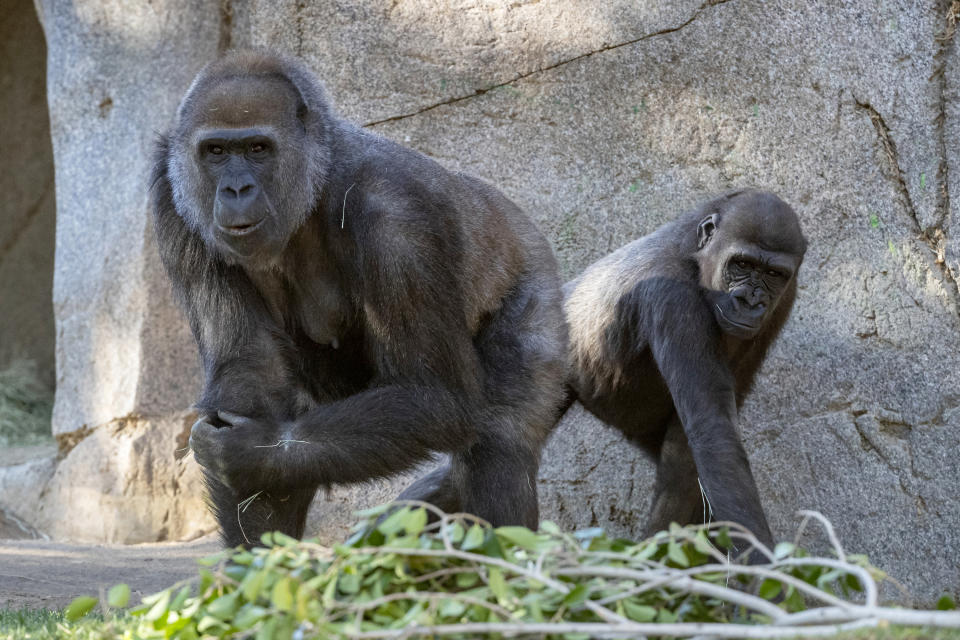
[222,184,256,199]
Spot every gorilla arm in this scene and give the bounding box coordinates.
[639,277,775,547]
[188,196,485,494]
[152,142,309,422]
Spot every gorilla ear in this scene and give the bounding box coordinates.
[697,214,718,250]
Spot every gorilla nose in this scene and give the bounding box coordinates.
[216,188,264,235]
[221,182,258,201]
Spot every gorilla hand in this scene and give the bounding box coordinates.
[190,410,296,492]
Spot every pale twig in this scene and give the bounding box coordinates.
[590,563,849,610]
[795,510,847,562]
[236,490,264,545]
[326,590,513,622]
[351,544,628,625]
[253,439,311,448]
[341,617,889,639]
[341,183,356,229]
[773,558,877,608]
[554,566,784,620]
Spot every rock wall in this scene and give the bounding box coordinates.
[0,0,56,383]
[29,0,960,601]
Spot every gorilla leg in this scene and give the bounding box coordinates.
[205,471,316,547]
[645,418,703,536]
[451,268,564,528]
[455,434,540,527]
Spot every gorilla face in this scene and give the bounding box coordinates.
[696,191,806,339]
[197,126,284,261]
[167,73,324,269]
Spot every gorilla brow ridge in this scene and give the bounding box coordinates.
[194,71,309,116]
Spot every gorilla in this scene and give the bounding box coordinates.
[562,190,806,552]
[150,51,566,547]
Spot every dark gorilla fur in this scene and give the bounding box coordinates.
[150,51,567,547]
[562,190,806,553]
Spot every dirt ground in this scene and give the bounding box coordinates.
[0,536,220,610]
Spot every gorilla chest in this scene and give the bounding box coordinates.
[250,266,349,348]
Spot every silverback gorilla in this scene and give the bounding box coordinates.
[150,51,566,546]
[563,190,806,551]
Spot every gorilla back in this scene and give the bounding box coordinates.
[564,190,806,554]
[150,51,567,546]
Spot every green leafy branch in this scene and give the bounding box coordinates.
[66,505,960,639]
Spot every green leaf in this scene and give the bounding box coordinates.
[144,589,171,622]
[234,604,269,630]
[540,521,561,534]
[461,524,486,551]
[107,583,130,608]
[65,596,98,622]
[622,601,657,622]
[446,522,465,544]
[456,571,479,588]
[773,542,796,560]
[488,567,508,604]
[920,172,927,189]
[562,583,588,608]
[936,593,957,610]
[715,527,733,550]
[322,574,338,607]
[869,213,880,228]
[693,529,714,555]
[355,503,391,518]
[439,598,467,618]
[496,526,552,551]
[783,585,806,612]
[256,616,279,640]
[657,608,678,623]
[844,572,863,592]
[197,552,226,567]
[272,577,295,612]
[378,507,414,537]
[170,585,191,611]
[758,579,782,600]
[272,531,299,547]
[207,592,239,620]
[667,541,689,567]
[242,568,268,602]
[197,615,228,633]
[339,571,360,595]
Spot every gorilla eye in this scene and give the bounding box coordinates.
[767,269,784,278]
[249,142,270,154]
[735,259,751,269]
[207,144,224,155]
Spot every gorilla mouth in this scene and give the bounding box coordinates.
[715,304,760,332]
[219,219,264,237]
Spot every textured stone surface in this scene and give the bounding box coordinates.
[305,465,435,545]
[35,0,210,435]
[33,413,215,543]
[0,0,56,384]
[32,0,960,603]
[0,453,57,529]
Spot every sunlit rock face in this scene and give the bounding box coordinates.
[24,0,960,602]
